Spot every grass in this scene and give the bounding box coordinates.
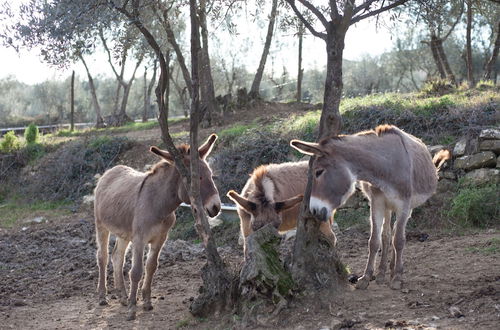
[466,237,500,255]
[218,123,258,144]
[0,199,71,228]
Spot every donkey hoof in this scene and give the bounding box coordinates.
[354,276,370,290]
[126,309,137,321]
[390,279,402,290]
[143,302,153,311]
[98,298,108,306]
[375,274,387,285]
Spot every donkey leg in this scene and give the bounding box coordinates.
[95,225,110,306]
[376,208,392,285]
[127,240,145,321]
[356,194,385,290]
[390,208,411,290]
[142,232,168,311]
[111,237,130,306]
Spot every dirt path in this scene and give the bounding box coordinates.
[1,214,498,329]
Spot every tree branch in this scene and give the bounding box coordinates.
[350,0,408,25]
[284,0,326,40]
[297,0,329,29]
[442,0,464,41]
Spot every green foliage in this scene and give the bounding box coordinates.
[447,184,499,228]
[22,142,46,162]
[24,124,40,144]
[420,78,455,96]
[218,123,257,144]
[475,80,495,90]
[0,131,21,153]
[334,207,370,230]
[0,199,70,228]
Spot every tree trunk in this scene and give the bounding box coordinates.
[163,16,193,98]
[429,36,446,79]
[249,0,278,98]
[466,0,474,87]
[291,20,348,291]
[143,60,157,122]
[484,20,500,83]
[296,23,304,102]
[70,70,75,131]
[198,0,217,126]
[435,38,457,85]
[188,0,232,316]
[78,54,104,128]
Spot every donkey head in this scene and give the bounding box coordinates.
[290,139,356,222]
[227,190,303,231]
[150,134,221,218]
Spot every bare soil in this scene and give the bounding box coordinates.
[1,212,498,329]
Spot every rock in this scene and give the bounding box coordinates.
[479,140,500,154]
[428,145,444,155]
[436,179,457,193]
[94,173,101,180]
[454,152,497,170]
[453,138,467,157]
[463,168,500,185]
[164,240,204,261]
[438,170,456,180]
[82,194,94,205]
[479,128,500,140]
[24,216,46,224]
[143,164,153,171]
[449,306,464,318]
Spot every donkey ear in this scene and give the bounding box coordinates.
[150,146,173,162]
[290,140,324,156]
[227,190,256,214]
[275,194,303,213]
[199,134,218,159]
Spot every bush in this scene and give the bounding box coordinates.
[24,124,40,144]
[0,131,20,153]
[420,78,455,96]
[447,184,499,227]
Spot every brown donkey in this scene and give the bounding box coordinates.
[291,125,450,290]
[94,134,221,320]
[227,161,337,257]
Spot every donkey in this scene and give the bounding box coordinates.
[94,134,221,320]
[291,125,450,290]
[227,161,337,257]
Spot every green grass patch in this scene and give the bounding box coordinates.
[466,237,500,255]
[334,207,370,231]
[446,183,499,228]
[0,200,70,228]
[218,123,257,144]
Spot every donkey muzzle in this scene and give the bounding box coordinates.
[311,206,328,222]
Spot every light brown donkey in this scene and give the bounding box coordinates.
[227,161,337,257]
[94,134,221,320]
[291,125,450,290]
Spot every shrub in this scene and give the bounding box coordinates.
[476,79,496,90]
[447,184,499,227]
[0,131,20,153]
[24,124,40,144]
[420,78,455,96]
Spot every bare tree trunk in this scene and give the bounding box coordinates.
[427,37,446,78]
[466,0,475,87]
[296,22,304,102]
[78,54,104,128]
[188,0,232,316]
[162,13,193,98]
[249,0,278,98]
[117,57,142,122]
[198,0,217,126]
[484,20,500,83]
[70,70,75,131]
[143,60,157,122]
[436,38,457,84]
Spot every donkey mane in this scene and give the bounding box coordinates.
[249,165,273,206]
[319,124,399,147]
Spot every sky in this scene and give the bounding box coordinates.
[0,3,395,85]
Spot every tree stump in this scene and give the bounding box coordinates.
[239,225,295,325]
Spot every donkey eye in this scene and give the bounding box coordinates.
[315,169,324,178]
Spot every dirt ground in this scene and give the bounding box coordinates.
[1,211,498,330]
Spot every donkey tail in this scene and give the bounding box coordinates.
[432,149,452,171]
